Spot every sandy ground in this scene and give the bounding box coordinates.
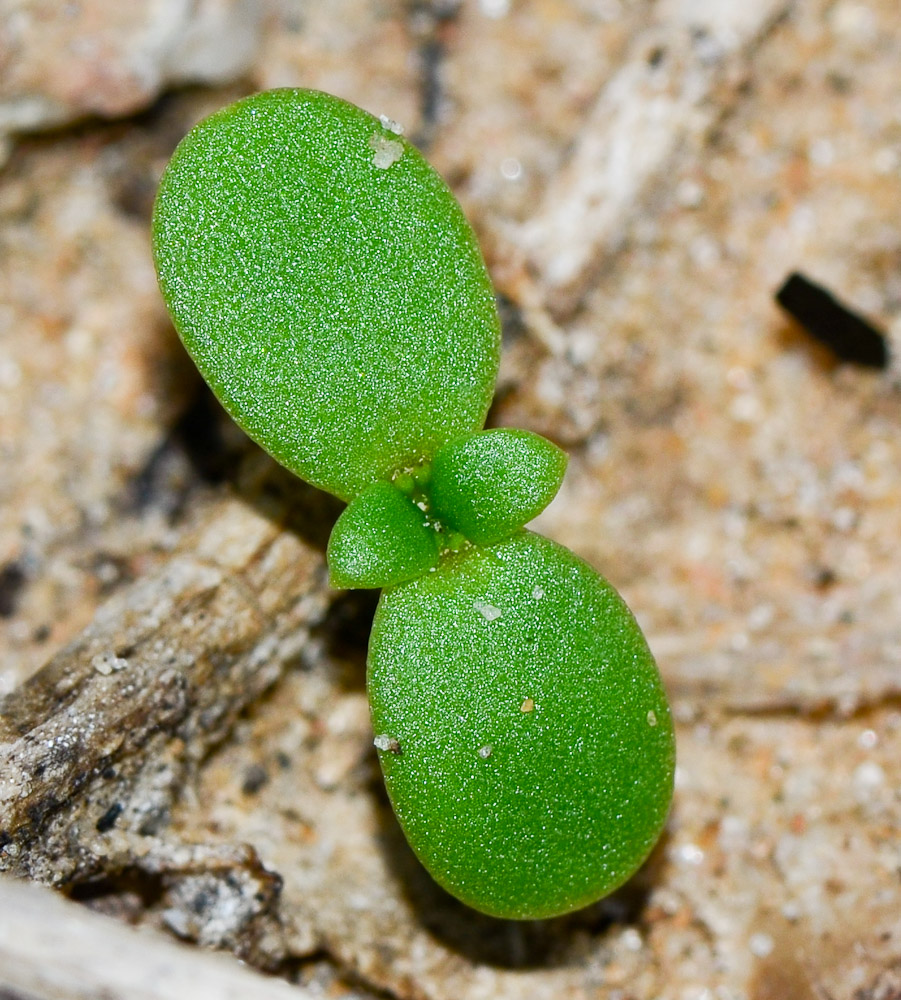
[1,2,900,998]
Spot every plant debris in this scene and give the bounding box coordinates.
[775,272,890,369]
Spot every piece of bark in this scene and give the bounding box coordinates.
[0,874,313,1000]
[0,0,262,146]
[0,482,332,888]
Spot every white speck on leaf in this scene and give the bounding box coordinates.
[647,710,658,726]
[370,134,403,169]
[474,601,502,621]
[374,734,401,754]
[520,698,535,713]
[378,114,405,135]
[532,585,545,599]
[478,745,493,759]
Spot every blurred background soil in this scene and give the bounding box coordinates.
[1,2,900,998]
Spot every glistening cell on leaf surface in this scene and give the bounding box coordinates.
[369,532,675,920]
[152,89,500,501]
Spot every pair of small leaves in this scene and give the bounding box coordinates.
[327,428,568,589]
[152,88,674,921]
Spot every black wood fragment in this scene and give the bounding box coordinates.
[0,562,25,618]
[775,272,889,369]
[241,764,269,796]
[95,802,123,833]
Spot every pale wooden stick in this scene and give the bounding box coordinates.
[0,875,314,1000]
[514,0,792,316]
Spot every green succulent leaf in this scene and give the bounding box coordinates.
[327,481,439,589]
[368,530,674,920]
[152,89,501,501]
[429,429,568,545]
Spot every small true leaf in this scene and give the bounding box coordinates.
[328,481,438,589]
[152,89,501,501]
[368,530,675,920]
[429,429,567,545]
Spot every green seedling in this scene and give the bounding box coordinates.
[152,88,675,920]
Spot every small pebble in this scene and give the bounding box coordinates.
[91,652,129,675]
[500,157,523,180]
[620,927,643,952]
[853,761,885,792]
[749,932,774,958]
[675,843,704,866]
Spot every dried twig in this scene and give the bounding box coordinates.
[514,0,792,317]
[0,478,334,888]
[0,874,313,1000]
